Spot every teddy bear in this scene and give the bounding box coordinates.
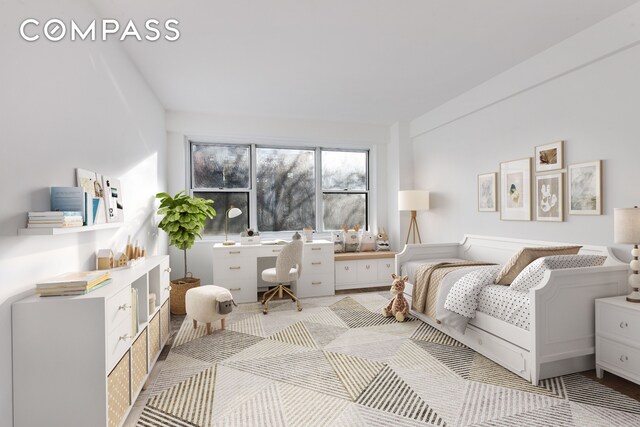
[382,274,409,322]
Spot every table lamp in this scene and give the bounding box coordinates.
[223,206,242,246]
[398,190,430,244]
[614,206,640,303]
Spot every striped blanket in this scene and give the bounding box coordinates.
[412,261,495,320]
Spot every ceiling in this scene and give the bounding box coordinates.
[90,0,638,125]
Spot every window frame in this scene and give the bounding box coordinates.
[188,140,370,237]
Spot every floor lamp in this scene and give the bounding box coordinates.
[398,190,430,244]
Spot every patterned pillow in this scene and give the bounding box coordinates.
[509,255,607,292]
[494,246,582,285]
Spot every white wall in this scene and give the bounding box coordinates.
[0,2,167,425]
[165,111,390,283]
[410,4,640,260]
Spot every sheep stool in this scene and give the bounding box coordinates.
[185,285,233,335]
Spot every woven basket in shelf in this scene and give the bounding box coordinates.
[170,273,200,315]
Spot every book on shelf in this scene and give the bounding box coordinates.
[37,279,112,296]
[27,211,83,228]
[51,187,84,213]
[28,211,83,217]
[37,270,111,289]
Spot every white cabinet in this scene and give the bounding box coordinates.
[213,240,335,302]
[596,296,640,385]
[12,256,172,427]
[335,252,397,290]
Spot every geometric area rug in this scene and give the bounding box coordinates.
[136,292,640,426]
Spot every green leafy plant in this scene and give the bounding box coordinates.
[156,191,216,277]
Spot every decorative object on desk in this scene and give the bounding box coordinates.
[156,191,216,314]
[382,274,409,322]
[478,172,497,212]
[376,227,390,251]
[240,228,261,245]
[332,230,345,253]
[569,160,602,215]
[96,249,114,270]
[303,227,314,243]
[535,140,564,173]
[223,206,242,246]
[535,173,564,222]
[614,207,640,302]
[358,229,376,252]
[342,224,360,252]
[398,190,430,243]
[500,158,532,221]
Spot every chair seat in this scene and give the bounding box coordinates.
[261,267,299,283]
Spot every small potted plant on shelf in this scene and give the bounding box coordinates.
[156,191,216,315]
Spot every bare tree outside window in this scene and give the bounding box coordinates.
[194,192,249,234]
[192,144,250,188]
[322,150,368,229]
[256,148,315,231]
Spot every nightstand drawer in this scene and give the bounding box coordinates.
[597,301,640,341]
[598,336,640,376]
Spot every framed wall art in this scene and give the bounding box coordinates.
[535,140,564,173]
[478,172,497,212]
[535,173,563,222]
[500,158,532,221]
[568,160,602,215]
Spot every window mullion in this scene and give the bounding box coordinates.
[316,147,323,232]
[249,144,258,231]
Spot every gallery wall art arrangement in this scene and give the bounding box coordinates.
[477,140,603,222]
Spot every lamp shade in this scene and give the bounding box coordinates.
[614,207,640,244]
[398,190,430,211]
[227,207,242,219]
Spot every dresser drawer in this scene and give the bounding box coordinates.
[106,285,132,333]
[597,301,640,342]
[598,336,640,376]
[298,273,335,298]
[377,258,395,282]
[357,260,378,283]
[107,316,132,372]
[159,258,171,303]
[335,261,358,284]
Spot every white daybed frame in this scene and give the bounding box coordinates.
[396,235,629,385]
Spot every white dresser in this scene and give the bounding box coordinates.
[595,296,640,385]
[12,256,171,427]
[335,252,397,290]
[212,240,335,303]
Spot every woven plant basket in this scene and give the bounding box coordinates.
[170,272,200,315]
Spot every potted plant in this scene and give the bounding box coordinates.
[156,191,216,314]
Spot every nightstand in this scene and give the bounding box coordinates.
[595,296,640,385]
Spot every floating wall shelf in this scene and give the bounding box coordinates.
[17,222,122,236]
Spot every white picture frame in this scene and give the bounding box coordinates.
[535,140,564,173]
[478,172,497,212]
[568,160,602,215]
[535,173,563,222]
[500,158,532,221]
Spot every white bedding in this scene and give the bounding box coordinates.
[404,260,531,333]
[477,285,530,331]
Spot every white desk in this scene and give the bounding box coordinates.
[212,240,335,303]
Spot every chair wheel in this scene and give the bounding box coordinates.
[261,300,265,304]
[263,310,268,315]
[297,307,303,312]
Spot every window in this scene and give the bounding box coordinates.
[190,142,369,235]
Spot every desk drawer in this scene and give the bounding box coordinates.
[304,244,331,256]
[306,256,333,275]
[106,285,132,333]
[219,282,257,304]
[107,317,132,372]
[597,301,640,342]
[215,257,256,280]
[298,273,334,298]
[217,247,255,257]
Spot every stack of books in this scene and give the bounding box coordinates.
[28,211,83,228]
[36,271,112,297]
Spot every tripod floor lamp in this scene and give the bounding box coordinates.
[399,190,430,244]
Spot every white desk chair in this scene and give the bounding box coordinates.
[260,238,304,314]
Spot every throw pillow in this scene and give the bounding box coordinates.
[494,245,582,285]
[510,255,607,292]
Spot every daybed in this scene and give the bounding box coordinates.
[396,235,629,385]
